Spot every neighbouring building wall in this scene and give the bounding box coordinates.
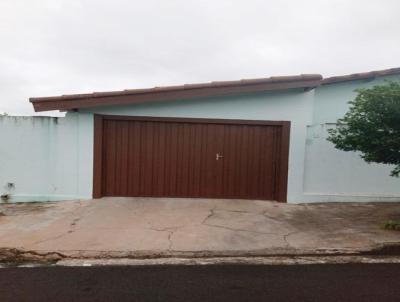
[304,74,400,202]
[0,113,93,202]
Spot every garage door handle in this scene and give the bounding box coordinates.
[216,153,224,160]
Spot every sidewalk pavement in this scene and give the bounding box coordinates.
[0,197,400,263]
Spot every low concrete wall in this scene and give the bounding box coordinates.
[0,114,93,202]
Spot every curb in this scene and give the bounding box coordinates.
[2,242,400,266]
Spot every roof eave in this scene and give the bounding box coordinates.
[322,67,400,85]
[30,75,322,112]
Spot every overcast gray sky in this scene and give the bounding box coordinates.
[1,0,399,115]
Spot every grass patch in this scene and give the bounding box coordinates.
[383,220,400,231]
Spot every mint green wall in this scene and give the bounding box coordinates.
[83,90,315,203]
[2,75,400,203]
[0,116,55,201]
[0,113,93,202]
[313,74,400,124]
[304,74,400,202]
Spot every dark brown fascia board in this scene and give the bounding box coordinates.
[30,74,322,112]
[322,67,400,85]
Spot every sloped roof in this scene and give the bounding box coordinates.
[30,67,400,112]
[322,67,400,85]
[30,74,322,112]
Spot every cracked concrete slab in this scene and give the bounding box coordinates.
[0,197,400,263]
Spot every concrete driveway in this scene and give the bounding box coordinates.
[0,198,400,262]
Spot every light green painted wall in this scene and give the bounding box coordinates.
[303,74,400,202]
[83,89,315,203]
[313,74,400,124]
[2,75,400,203]
[0,113,93,202]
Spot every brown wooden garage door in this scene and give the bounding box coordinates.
[93,116,290,202]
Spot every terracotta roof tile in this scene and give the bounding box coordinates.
[322,67,400,84]
[30,74,322,111]
[29,68,400,112]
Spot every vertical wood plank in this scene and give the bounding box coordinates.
[169,123,178,196]
[118,121,129,195]
[156,122,166,196]
[180,123,190,196]
[144,122,154,195]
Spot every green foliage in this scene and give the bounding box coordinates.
[383,220,400,231]
[327,81,400,177]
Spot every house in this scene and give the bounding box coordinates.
[1,68,400,203]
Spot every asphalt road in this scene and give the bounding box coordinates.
[0,264,399,302]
